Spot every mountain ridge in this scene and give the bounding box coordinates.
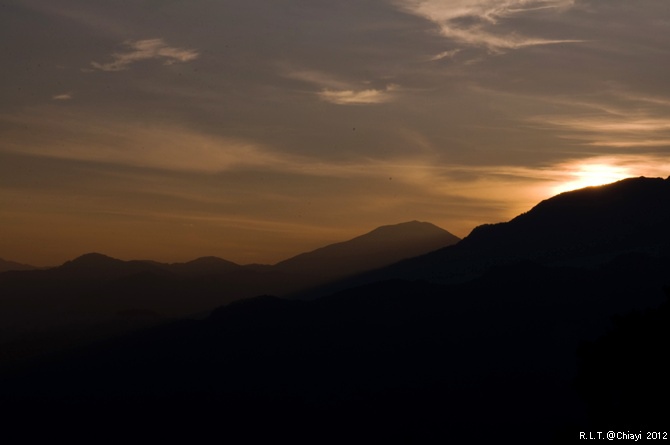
[462,176,670,251]
[10,220,457,276]
[274,220,460,279]
[0,258,37,272]
[0,220,458,363]
[300,176,670,297]
[2,176,670,441]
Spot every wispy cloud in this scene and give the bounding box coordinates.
[0,110,280,172]
[283,68,350,90]
[465,82,670,149]
[283,67,399,105]
[428,49,461,61]
[91,38,199,72]
[439,27,580,51]
[4,109,668,254]
[52,93,73,100]
[318,85,399,105]
[394,0,580,51]
[528,114,670,148]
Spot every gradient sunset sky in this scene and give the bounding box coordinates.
[2,0,670,266]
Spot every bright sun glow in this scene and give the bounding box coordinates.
[552,162,632,195]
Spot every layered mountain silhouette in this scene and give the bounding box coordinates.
[315,176,670,296]
[57,252,171,279]
[0,258,36,272]
[2,177,669,442]
[56,253,242,279]
[4,253,668,442]
[0,221,456,364]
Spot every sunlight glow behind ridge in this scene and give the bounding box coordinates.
[552,162,632,195]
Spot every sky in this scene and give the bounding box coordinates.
[2,0,670,266]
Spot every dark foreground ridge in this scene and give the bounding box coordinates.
[3,255,668,442]
[1,177,669,442]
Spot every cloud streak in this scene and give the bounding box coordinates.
[52,93,73,100]
[91,39,199,72]
[318,85,399,105]
[394,0,580,51]
[428,49,461,61]
[528,114,670,148]
[284,67,399,105]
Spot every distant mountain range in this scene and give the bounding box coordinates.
[0,258,36,272]
[0,221,458,363]
[56,252,242,280]
[2,176,669,442]
[3,220,458,281]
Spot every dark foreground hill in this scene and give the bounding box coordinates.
[460,175,670,258]
[3,253,668,443]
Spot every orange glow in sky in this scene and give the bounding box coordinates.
[2,1,670,266]
[552,162,633,195]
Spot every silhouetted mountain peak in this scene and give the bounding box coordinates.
[362,220,451,239]
[462,176,670,253]
[60,253,125,269]
[56,253,171,280]
[167,256,241,275]
[274,221,460,279]
[329,176,670,291]
[186,256,239,267]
